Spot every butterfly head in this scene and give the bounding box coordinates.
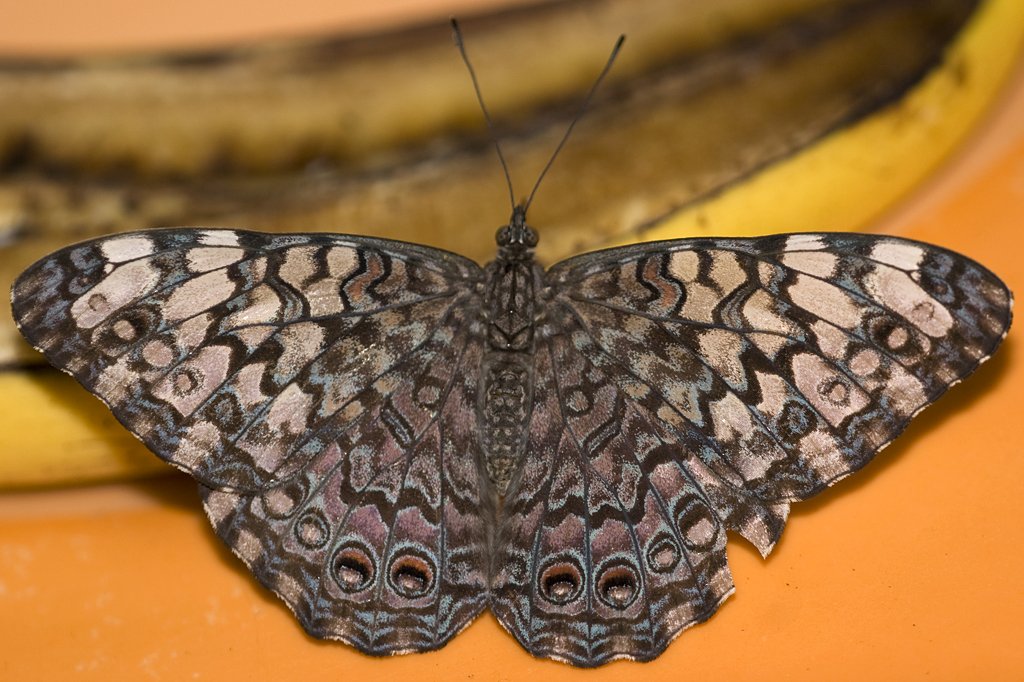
[496,204,539,252]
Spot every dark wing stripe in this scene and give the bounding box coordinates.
[561,298,807,490]
[565,257,921,377]
[761,246,993,333]
[369,336,479,648]
[558,299,783,518]
[281,311,470,545]
[276,303,471,486]
[521,410,568,653]
[306,317,473,632]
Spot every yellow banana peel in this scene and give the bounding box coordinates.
[0,371,170,486]
[632,0,1024,243]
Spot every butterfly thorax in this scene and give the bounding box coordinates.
[478,207,543,493]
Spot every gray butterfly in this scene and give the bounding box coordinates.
[10,223,1013,665]
[8,24,1014,667]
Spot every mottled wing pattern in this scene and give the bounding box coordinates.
[12,228,493,653]
[491,336,736,665]
[491,233,1012,666]
[200,326,490,652]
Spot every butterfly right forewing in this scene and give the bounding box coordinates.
[548,233,1012,504]
[11,228,482,491]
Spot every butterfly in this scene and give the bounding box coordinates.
[8,22,1014,668]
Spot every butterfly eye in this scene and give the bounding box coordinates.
[332,544,375,593]
[818,377,851,406]
[68,271,104,295]
[496,226,511,246]
[110,318,139,342]
[777,401,816,440]
[100,306,160,352]
[170,367,202,397]
[885,325,910,350]
[539,558,584,605]
[918,273,953,301]
[85,292,111,317]
[388,553,435,598]
[595,562,640,610]
[524,228,538,248]
[414,378,444,408]
[864,313,921,357]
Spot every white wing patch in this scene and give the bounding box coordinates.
[100,235,156,263]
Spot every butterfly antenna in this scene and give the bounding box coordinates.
[523,33,626,214]
[451,18,517,213]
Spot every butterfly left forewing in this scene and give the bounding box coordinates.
[11,228,480,491]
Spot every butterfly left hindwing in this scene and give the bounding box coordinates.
[200,324,490,653]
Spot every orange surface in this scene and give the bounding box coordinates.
[2,2,1024,680]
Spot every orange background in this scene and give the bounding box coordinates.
[1,2,1023,680]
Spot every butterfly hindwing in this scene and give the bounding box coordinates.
[491,331,736,665]
[490,233,1011,665]
[200,309,492,653]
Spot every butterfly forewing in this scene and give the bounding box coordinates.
[487,233,1011,665]
[12,229,482,488]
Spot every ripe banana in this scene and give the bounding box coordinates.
[0,0,1020,487]
[633,0,1024,244]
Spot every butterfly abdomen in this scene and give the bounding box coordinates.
[478,255,543,492]
[480,354,534,492]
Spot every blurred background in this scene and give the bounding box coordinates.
[0,1,1022,679]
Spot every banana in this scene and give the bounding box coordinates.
[631,0,1024,243]
[0,0,1020,487]
[0,0,893,178]
[0,0,987,364]
[0,371,170,486]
